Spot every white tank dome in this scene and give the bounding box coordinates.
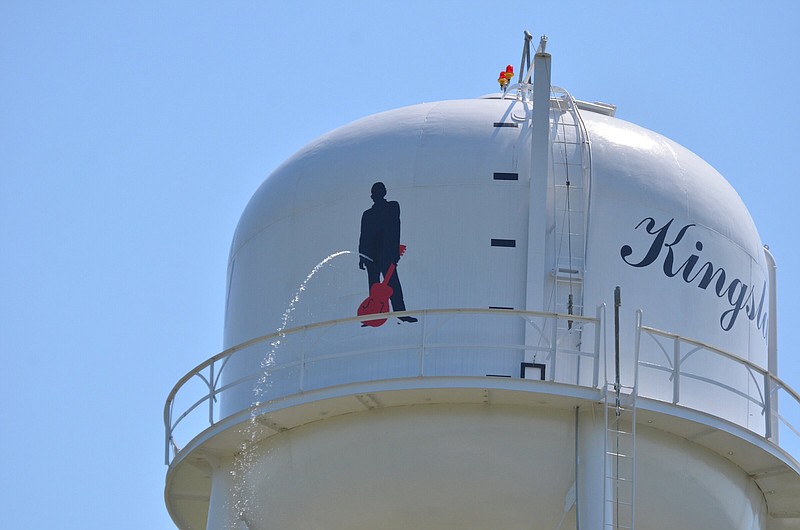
[226,96,769,364]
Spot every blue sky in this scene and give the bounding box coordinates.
[2,2,799,528]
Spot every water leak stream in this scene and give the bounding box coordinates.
[228,250,352,526]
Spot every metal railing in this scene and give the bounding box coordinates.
[635,310,800,461]
[164,307,604,465]
[163,306,800,468]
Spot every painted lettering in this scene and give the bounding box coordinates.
[620,216,768,341]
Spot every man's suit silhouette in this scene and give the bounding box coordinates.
[359,182,416,322]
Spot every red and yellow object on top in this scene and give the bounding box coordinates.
[498,64,514,90]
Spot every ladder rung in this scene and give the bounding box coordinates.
[607,422,630,430]
[605,474,634,482]
[610,384,635,391]
[606,475,634,484]
[608,501,634,509]
[608,421,634,427]
[608,408,634,415]
[606,479,634,486]
[605,431,635,439]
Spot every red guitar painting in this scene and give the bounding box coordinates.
[358,244,406,327]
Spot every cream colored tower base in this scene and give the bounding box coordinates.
[187,390,771,530]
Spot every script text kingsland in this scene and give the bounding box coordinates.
[620,217,768,340]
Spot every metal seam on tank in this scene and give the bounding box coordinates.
[229,141,339,261]
[587,118,762,259]
[230,100,510,261]
[228,215,290,263]
[688,223,768,265]
[664,140,707,234]
[229,124,355,260]
[411,101,444,188]
[663,135,682,166]
[231,106,432,262]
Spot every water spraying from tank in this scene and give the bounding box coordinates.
[228,250,352,523]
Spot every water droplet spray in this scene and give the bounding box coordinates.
[228,250,351,524]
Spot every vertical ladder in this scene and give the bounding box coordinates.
[550,89,589,319]
[603,382,637,530]
[549,88,591,382]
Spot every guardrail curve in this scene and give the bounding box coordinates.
[164,307,604,465]
[164,306,800,468]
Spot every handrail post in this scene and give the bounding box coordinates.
[634,310,643,397]
[673,337,681,404]
[419,310,427,376]
[593,305,603,388]
[300,337,306,392]
[165,400,173,465]
[549,314,558,382]
[208,363,215,425]
[764,372,773,440]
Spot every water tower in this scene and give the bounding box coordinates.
[163,34,800,530]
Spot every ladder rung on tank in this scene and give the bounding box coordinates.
[604,382,637,530]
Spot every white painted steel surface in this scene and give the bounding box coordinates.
[223,94,770,428]
[164,69,800,529]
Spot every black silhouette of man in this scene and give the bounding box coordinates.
[359,182,416,323]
